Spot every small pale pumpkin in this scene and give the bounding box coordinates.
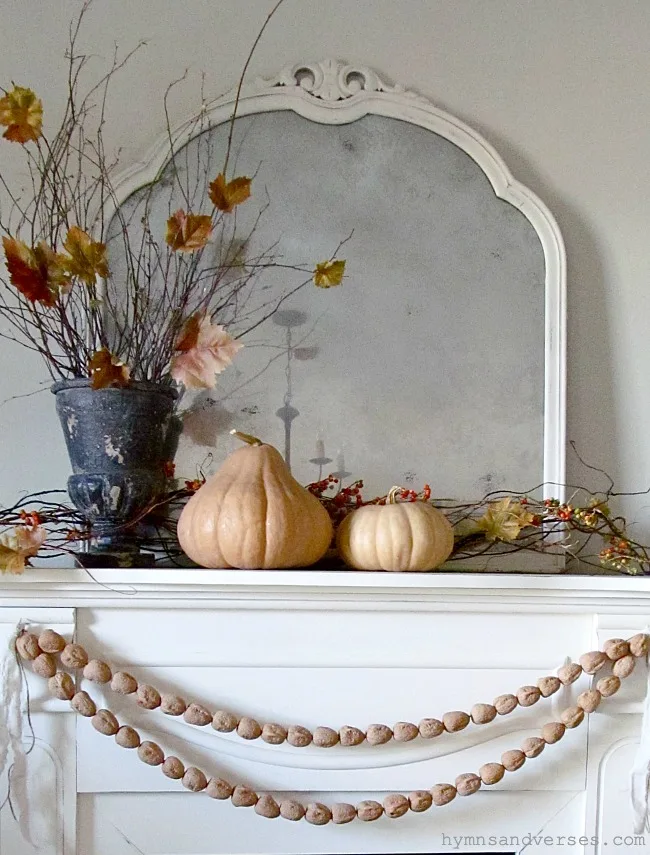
[177,431,333,569]
[336,487,454,572]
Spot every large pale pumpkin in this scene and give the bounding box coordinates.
[336,488,454,572]
[178,431,333,569]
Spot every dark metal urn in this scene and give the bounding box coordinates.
[52,380,180,568]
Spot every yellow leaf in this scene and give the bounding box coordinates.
[475,498,535,542]
[88,348,131,390]
[165,210,213,253]
[0,85,42,143]
[208,174,251,213]
[61,226,109,284]
[313,259,346,288]
[0,524,47,575]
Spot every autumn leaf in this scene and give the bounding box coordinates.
[165,210,213,253]
[2,236,69,306]
[88,348,131,390]
[170,313,243,389]
[0,524,47,575]
[208,174,251,213]
[0,86,42,143]
[61,226,109,284]
[476,498,535,542]
[313,259,346,288]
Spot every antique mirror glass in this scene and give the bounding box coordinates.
[108,60,565,566]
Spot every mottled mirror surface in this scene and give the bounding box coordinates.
[109,111,545,501]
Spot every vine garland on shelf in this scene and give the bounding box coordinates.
[15,628,650,825]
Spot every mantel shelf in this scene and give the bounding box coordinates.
[2,568,650,613]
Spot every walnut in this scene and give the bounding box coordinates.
[137,741,164,766]
[162,757,185,779]
[91,709,119,736]
[115,726,140,749]
[456,773,481,796]
[339,725,365,746]
[558,663,582,684]
[493,694,518,715]
[83,659,112,684]
[231,785,258,807]
[135,684,161,710]
[443,711,470,732]
[408,791,433,812]
[262,723,288,745]
[597,675,621,697]
[629,633,649,658]
[212,710,238,732]
[313,726,338,747]
[61,643,88,670]
[32,653,57,678]
[332,802,357,823]
[305,803,332,825]
[430,784,457,806]
[15,632,41,661]
[366,723,392,745]
[356,800,383,821]
[111,672,138,695]
[206,777,233,798]
[418,718,444,739]
[393,721,419,742]
[48,672,75,700]
[471,703,497,725]
[287,725,312,747]
[70,690,96,717]
[237,716,262,740]
[541,722,565,744]
[255,795,280,819]
[161,694,187,716]
[577,689,601,713]
[383,794,409,818]
[516,685,541,707]
[183,703,212,726]
[279,800,305,821]
[502,749,526,772]
[560,706,584,728]
[479,763,505,785]
[182,767,208,792]
[522,736,546,757]
[604,638,630,660]
[537,676,561,697]
[613,655,636,679]
[579,651,608,674]
[38,629,66,653]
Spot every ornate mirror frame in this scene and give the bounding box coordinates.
[109,58,566,540]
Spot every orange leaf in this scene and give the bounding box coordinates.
[0,86,43,143]
[2,236,68,305]
[61,226,109,284]
[88,348,131,390]
[165,210,213,253]
[208,174,251,213]
[170,313,242,389]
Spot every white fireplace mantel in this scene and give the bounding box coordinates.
[2,570,650,855]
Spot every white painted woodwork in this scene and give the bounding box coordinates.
[1,572,650,854]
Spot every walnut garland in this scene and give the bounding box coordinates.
[17,628,649,826]
[16,628,648,753]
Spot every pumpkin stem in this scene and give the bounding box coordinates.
[387,486,404,504]
[230,429,263,447]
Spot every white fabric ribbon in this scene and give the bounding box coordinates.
[631,629,650,834]
[0,623,33,845]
